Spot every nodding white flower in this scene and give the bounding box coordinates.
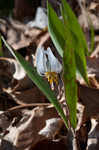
[36,47,62,87]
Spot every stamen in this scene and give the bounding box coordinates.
[45,72,58,86]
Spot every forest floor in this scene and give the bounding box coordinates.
[0,0,99,150]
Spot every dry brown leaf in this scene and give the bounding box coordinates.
[27,7,48,29]
[13,0,39,19]
[0,92,17,111]
[87,119,99,150]
[0,111,13,132]
[38,118,63,139]
[0,106,62,150]
[89,2,99,16]
[0,58,13,89]
[0,18,41,50]
[77,56,99,87]
[10,76,34,92]
[91,44,99,58]
[0,57,26,80]
[10,87,46,105]
[31,139,67,150]
[87,56,99,81]
[0,57,35,93]
[0,139,18,150]
[78,0,99,30]
[78,83,99,118]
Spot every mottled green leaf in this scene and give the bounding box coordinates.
[61,0,88,54]
[63,26,77,129]
[47,3,65,57]
[61,0,89,85]
[75,42,89,85]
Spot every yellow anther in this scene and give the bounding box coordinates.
[42,26,48,32]
[45,72,58,85]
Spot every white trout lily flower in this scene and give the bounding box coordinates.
[36,47,62,86]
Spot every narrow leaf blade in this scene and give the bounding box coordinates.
[75,43,89,85]
[61,0,89,85]
[47,3,65,57]
[60,12,77,128]
[63,43,77,129]
[61,0,88,54]
[2,36,68,128]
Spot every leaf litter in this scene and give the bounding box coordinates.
[0,0,99,150]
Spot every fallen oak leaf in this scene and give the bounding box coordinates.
[0,57,26,80]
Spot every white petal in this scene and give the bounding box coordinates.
[45,47,62,73]
[36,47,47,75]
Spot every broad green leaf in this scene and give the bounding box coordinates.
[47,3,65,57]
[61,0,88,55]
[60,9,77,128]
[1,36,68,129]
[75,42,89,85]
[63,34,77,129]
[61,0,89,85]
[48,2,89,85]
[69,31,89,84]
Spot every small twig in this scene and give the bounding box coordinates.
[7,102,52,112]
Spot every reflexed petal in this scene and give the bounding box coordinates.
[36,46,62,76]
[45,47,62,73]
[36,47,48,75]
